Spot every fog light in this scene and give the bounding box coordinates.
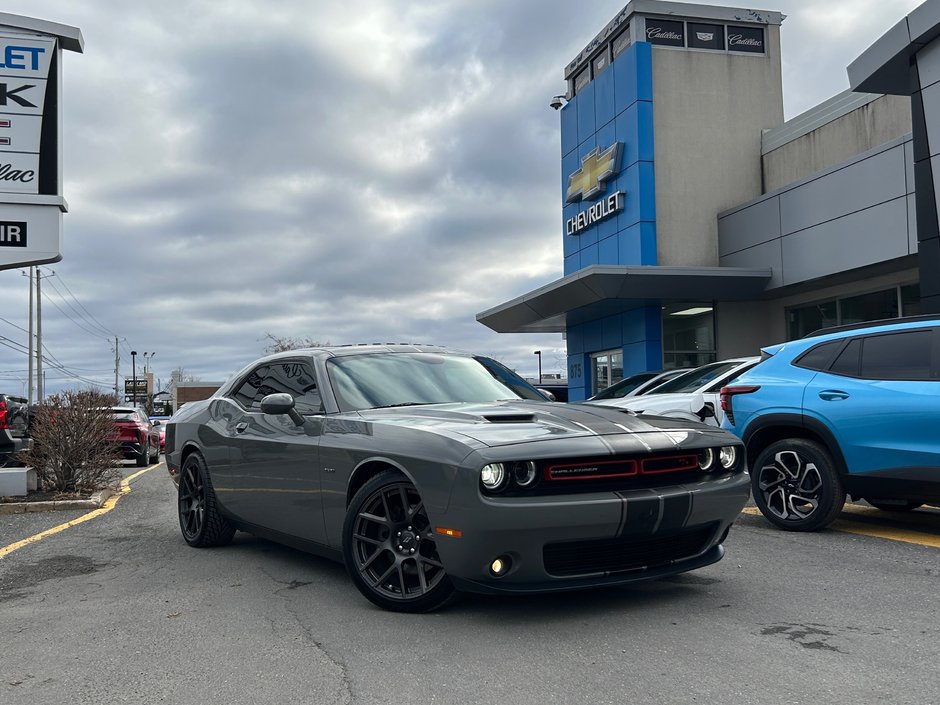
[490,556,511,576]
[719,446,737,469]
[698,448,714,470]
[481,463,507,490]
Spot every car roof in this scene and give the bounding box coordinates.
[765,317,940,357]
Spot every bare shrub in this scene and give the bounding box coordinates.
[262,333,330,353]
[21,389,123,493]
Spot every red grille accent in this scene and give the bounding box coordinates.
[545,454,700,481]
[545,459,637,481]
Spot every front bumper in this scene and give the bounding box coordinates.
[432,471,750,594]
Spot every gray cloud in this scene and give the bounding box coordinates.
[0,0,923,396]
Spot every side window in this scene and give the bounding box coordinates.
[258,361,323,414]
[859,330,933,381]
[828,339,861,377]
[231,365,270,409]
[794,340,844,372]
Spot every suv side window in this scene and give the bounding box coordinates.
[257,361,323,413]
[794,340,844,371]
[859,330,933,381]
[828,339,861,377]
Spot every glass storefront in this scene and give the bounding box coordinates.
[591,350,623,395]
[662,303,717,369]
[786,283,920,339]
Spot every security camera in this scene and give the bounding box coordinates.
[549,95,566,110]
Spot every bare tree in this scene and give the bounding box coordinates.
[21,389,122,494]
[262,333,330,353]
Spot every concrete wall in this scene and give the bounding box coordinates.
[653,24,783,268]
[763,94,912,192]
[719,135,917,290]
[176,384,222,405]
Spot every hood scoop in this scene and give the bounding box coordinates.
[482,412,536,424]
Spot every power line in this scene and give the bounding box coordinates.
[43,272,116,339]
[40,287,113,342]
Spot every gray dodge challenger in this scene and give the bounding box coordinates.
[166,344,750,612]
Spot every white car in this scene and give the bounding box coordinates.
[586,357,761,426]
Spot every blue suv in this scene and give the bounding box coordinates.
[721,315,940,531]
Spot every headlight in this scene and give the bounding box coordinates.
[511,461,538,488]
[481,463,508,490]
[698,448,714,471]
[719,446,737,469]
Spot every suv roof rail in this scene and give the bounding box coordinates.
[802,313,939,339]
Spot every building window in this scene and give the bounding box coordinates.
[786,283,920,340]
[591,349,624,395]
[662,303,717,369]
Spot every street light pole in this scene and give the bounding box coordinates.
[534,350,542,386]
[131,350,137,406]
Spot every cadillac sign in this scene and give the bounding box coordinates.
[565,142,625,236]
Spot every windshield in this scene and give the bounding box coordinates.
[649,360,745,394]
[327,353,544,412]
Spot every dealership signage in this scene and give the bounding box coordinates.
[0,15,83,270]
[565,142,625,236]
[124,379,148,395]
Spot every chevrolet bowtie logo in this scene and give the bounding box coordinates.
[565,142,623,203]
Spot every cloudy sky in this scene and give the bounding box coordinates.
[0,0,925,398]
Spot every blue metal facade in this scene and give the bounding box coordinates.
[560,42,662,401]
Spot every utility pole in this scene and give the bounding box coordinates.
[131,350,137,407]
[113,337,119,400]
[27,267,33,404]
[36,270,43,402]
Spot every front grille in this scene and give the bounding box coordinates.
[542,525,716,577]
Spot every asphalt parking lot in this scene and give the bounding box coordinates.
[1,462,939,705]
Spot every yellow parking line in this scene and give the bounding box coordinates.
[739,505,940,548]
[0,464,160,560]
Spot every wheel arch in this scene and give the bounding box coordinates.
[346,457,415,507]
[743,414,848,476]
[178,441,204,470]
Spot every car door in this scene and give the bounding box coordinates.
[223,359,327,544]
[803,328,940,475]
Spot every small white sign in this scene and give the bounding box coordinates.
[0,201,61,268]
[0,113,42,153]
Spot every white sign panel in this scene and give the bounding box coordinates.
[0,201,62,268]
[0,35,55,197]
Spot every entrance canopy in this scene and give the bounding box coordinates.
[476,264,773,333]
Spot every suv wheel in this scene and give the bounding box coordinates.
[752,439,845,531]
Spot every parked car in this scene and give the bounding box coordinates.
[586,357,761,426]
[588,368,692,401]
[536,382,569,402]
[0,394,31,467]
[111,406,160,466]
[166,344,749,613]
[150,415,171,454]
[721,315,940,531]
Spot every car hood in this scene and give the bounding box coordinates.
[354,400,707,448]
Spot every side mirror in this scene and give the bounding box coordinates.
[260,393,305,427]
[537,388,557,402]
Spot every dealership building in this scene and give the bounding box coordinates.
[477,0,940,401]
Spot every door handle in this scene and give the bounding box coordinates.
[818,390,849,401]
[235,421,249,434]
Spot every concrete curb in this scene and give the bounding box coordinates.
[0,487,115,515]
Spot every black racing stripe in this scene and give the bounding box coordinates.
[618,493,660,536]
[658,493,692,532]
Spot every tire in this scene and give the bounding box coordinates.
[136,439,150,467]
[178,452,235,548]
[866,499,924,512]
[751,438,845,531]
[342,469,457,613]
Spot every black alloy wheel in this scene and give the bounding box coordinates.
[178,452,235,547]
[752,439,845,532]
[343,470,456,613]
